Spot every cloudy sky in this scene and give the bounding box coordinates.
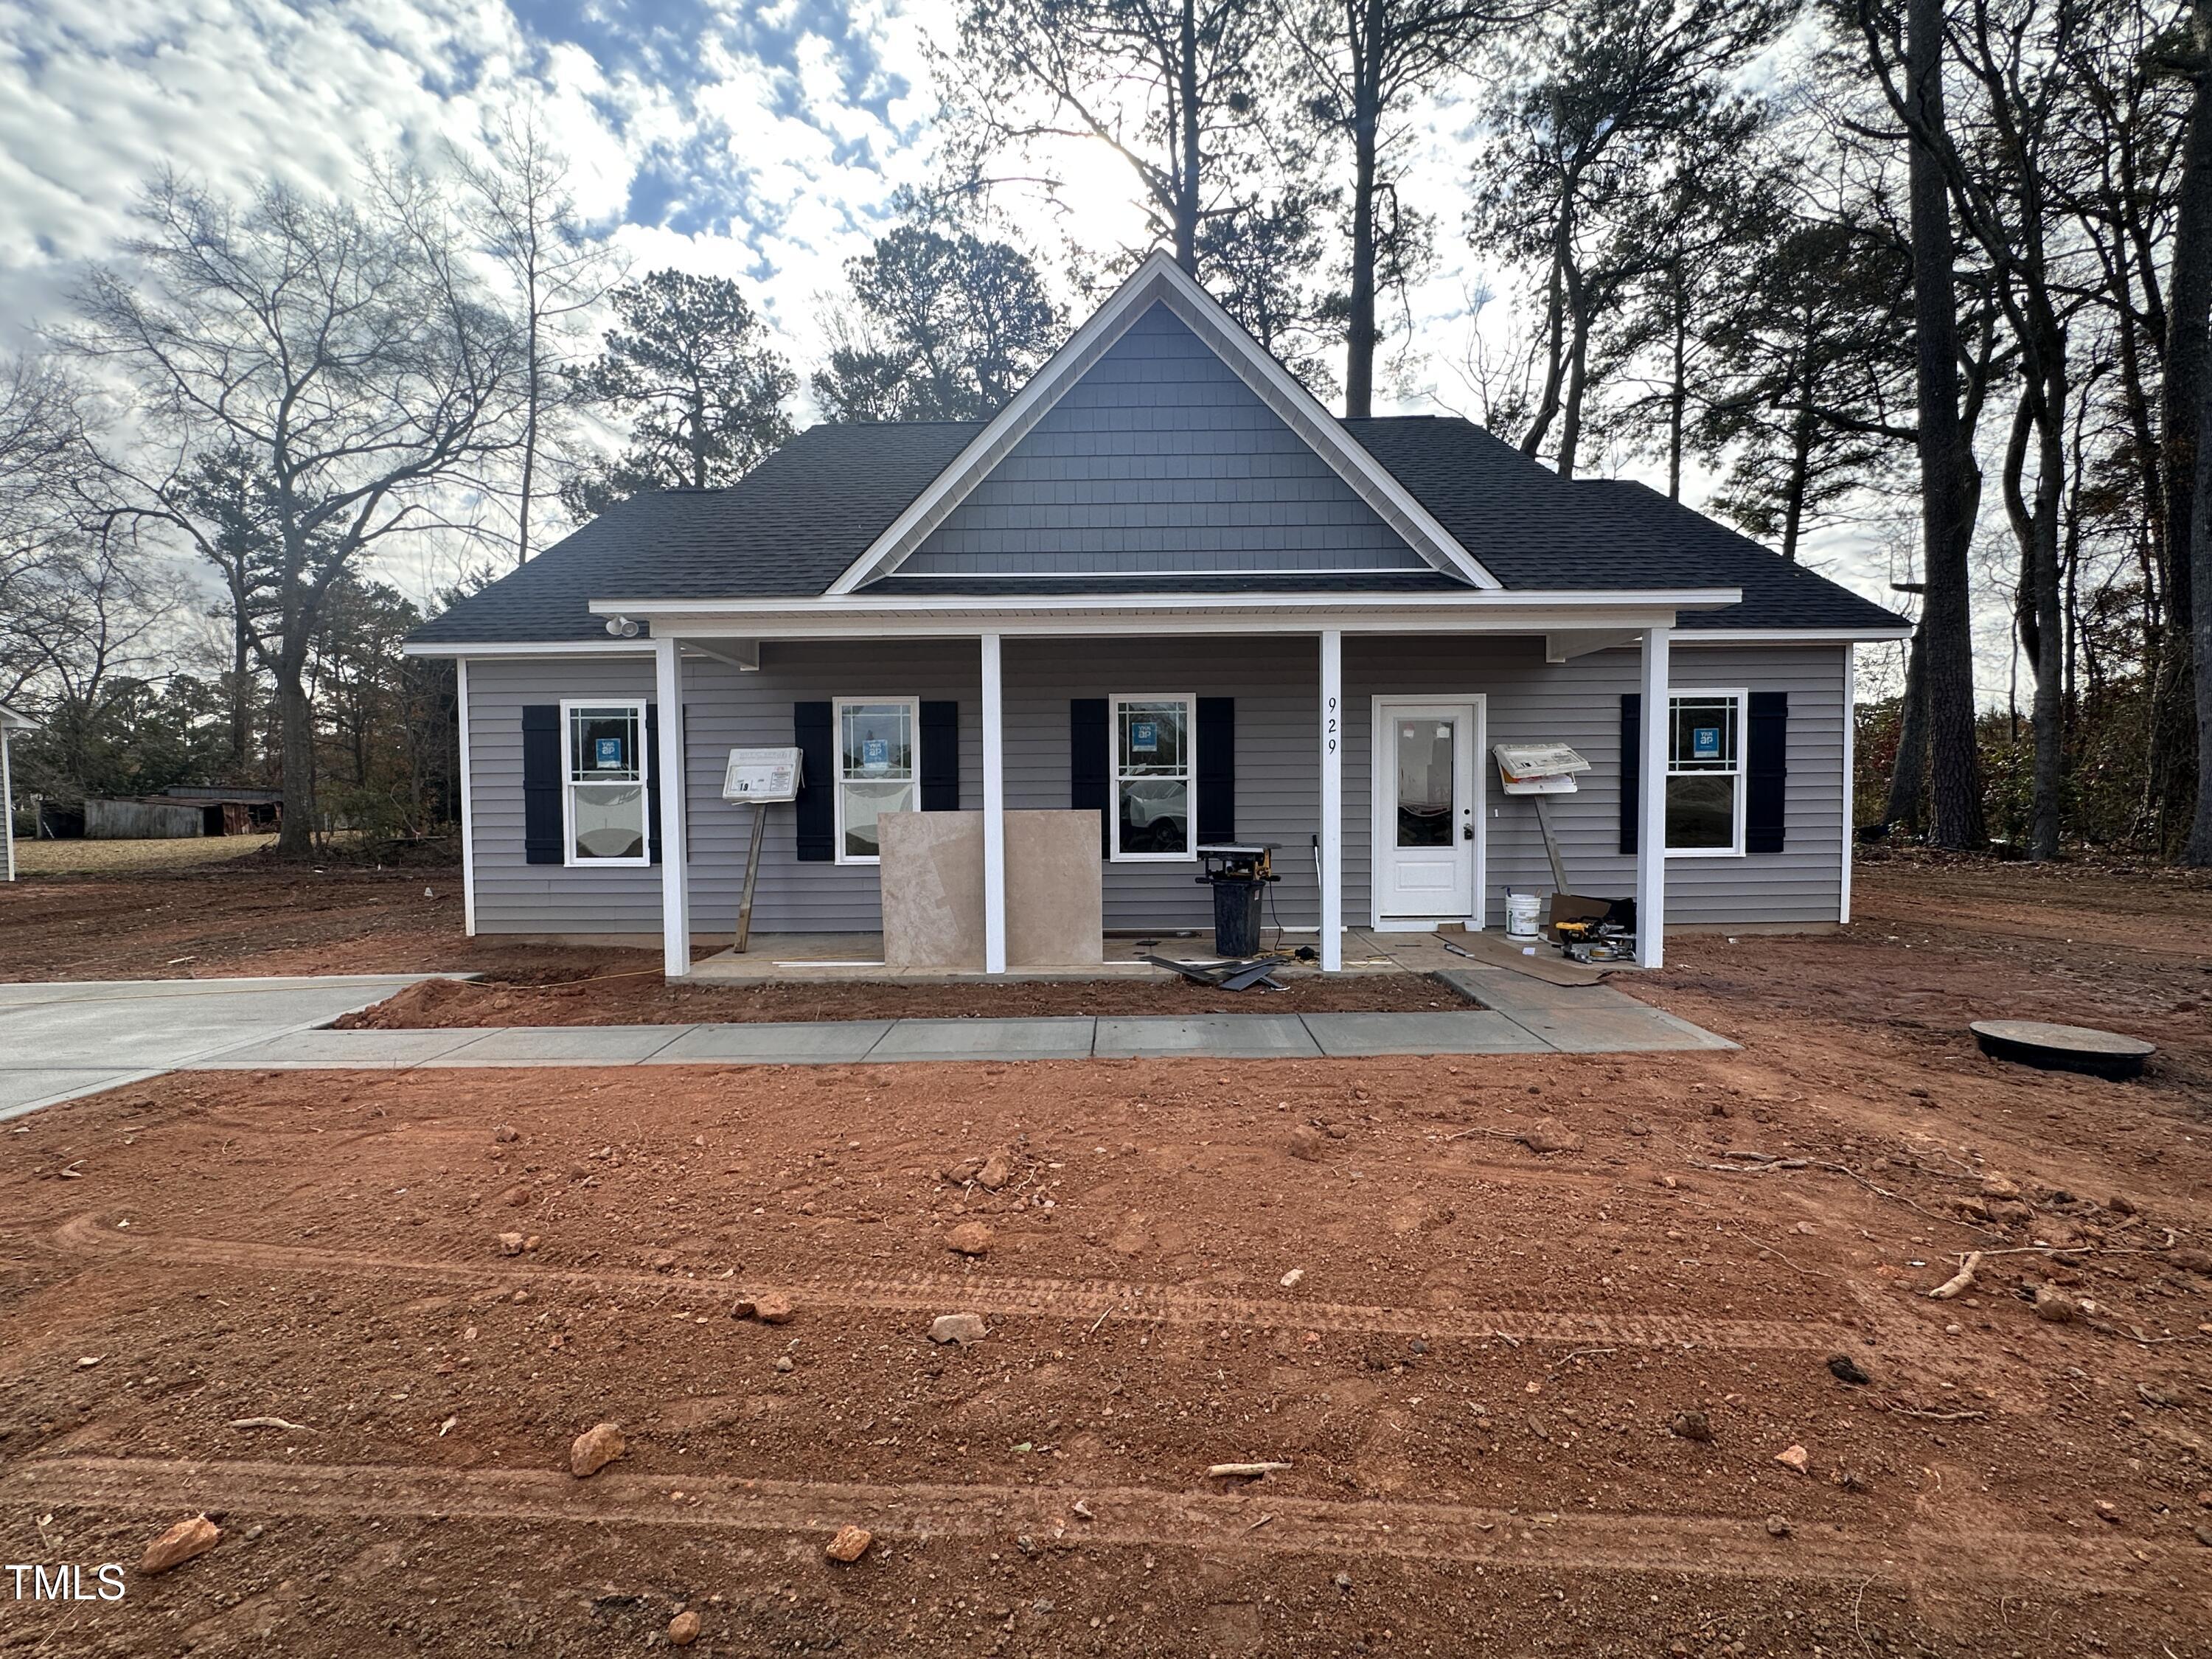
[1,0,1941,689]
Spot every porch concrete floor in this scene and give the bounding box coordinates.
[684,928,1557,982]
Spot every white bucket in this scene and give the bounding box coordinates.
[1505,891,1541,939]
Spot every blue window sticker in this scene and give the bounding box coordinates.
[1130,720,1158,754]
[861,737,889,771]
[594,736,624,769]
[1691,726,1721,761]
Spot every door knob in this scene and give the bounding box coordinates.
[1461,826,1474,841]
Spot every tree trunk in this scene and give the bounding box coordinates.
[1175,0,1200,274]
[689,389,706,490]
[1520,251,1568,459]
[1667,266,1687,501]
[229,576,252,774]
[2030,369,2066,862]
[274,650,317,858]
[2189,384,2212,861]
[2161,0,2212,854]
[1781,380,1813,564]
[1904,0,1986,850]
[1345,27,1381,420]
[518,319,540,567]
[1557,289,1590,479]
[1885,627,1930,833]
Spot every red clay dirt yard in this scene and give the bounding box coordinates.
[0,849,2208,1655]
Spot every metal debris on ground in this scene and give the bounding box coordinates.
[1144,953,1290,992]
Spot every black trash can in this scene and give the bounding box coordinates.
[1194,844,1279,958]
[1210,874,1265,957]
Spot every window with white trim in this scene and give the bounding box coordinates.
[835,697,918,863]
[1111,695,1192,860]
[563,700,649,866]
[1665,690,1745,855]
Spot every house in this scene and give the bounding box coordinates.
[405,253,1907,978]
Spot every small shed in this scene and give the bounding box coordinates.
[160,785,283,835]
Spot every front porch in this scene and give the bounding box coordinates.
[622,609,1704,982]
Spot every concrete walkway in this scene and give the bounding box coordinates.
[0,969,1730,1114]
[0,975,448,1117]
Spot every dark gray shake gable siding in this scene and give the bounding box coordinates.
[899,306,1430,577]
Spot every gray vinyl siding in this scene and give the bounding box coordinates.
[678,643,981,933]
[1000,636,1321,931]
[463,639,1847,938]
[902,305,1427,577]
[466,655,663,933]
[1341,639,1846,928]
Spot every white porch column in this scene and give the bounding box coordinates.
[1318,628,1343,972]
[655,636,691,979]
[1635,625,1670,969]
[456,659,476,936]
[1,720,15,885]
[980,632,1007,975]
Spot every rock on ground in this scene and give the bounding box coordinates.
[570,1422,626,1478]
[1669,1411,1714,1442]
[667,1610,700,1646]
[1287,1126,1327,1162]
[497,1232,526,1256]
[753,1291,796,1324]
[946,1222,995,1256]
[1775,1444,1810,1473]
[2034,1285,2079,1324]
[977,1152,1014,1190]
[1517,1119,1585,1155]
[140,1515,220,1574]
[931,1312,989,1345]
[824,1524,872,1562]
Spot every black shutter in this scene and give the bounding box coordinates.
[919,700,960,811]
[1619,693,1641,856]
[1196,697,1234,845]
[1746,691,1788,853]
[793,701,834,862]
[644,703,663,865]
[1070,698,1109,854]
[522,704,562,866]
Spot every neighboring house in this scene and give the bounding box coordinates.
[406,253,1907,978]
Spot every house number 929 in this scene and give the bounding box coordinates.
[1325,695,1338,756]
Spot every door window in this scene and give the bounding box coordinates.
[1396,718,1455,848]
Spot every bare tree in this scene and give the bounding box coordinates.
[450,108,621,566]
[2160,0,2212,862]
[942,0,1276,274]
[1284,0,1530,415]
[1851,0,1989,852]
[1471,0,1789,477]
[69,169,526,857]
[0,355,98,643]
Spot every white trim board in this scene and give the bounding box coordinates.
[823,251,1499,594]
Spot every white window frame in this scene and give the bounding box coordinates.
[832,695,921,866]
[1109,692,1197,863]
[560,698,651,869]
[1664,687,1747,858]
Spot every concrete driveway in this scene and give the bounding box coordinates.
[0,975,442,1117]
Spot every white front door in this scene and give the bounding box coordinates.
[1372,699,1483,923]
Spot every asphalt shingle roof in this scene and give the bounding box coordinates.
[409,414,1907,644]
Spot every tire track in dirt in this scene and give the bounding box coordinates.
[3,1454,2165,1594]
[53,1213,1848,1353]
